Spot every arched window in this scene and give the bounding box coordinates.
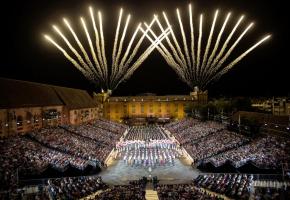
[26,112,32,120]
[16,115,23,127]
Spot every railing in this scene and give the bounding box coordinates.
[198,172,284,181]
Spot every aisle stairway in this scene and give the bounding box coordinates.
[145,184,159,200]
[145,189,159,200]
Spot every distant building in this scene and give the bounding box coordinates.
[0,78,208,136]
[97,91,208,123]
[0,78,101,138]
[232,111,290,134]
[252,97,290,116]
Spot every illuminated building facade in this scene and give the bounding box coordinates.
[100,91,208,122]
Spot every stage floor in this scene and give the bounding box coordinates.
[99,156,200,185]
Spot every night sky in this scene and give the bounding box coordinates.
[0,0,289,97]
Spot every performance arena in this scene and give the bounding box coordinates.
[1,0,289,199]
[0,78,290,200]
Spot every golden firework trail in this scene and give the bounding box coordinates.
[145,3,270,90]
[44,35,93,81]
[44,7,168,91]
[113,17,158,83]
[204,35,271,87]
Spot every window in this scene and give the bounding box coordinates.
[174,103,178,112]
[16,116,23,126]
[123,104,127,113]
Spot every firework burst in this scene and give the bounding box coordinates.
[44,7,170,92]
[145,3,271,90]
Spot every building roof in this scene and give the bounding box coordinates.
[0,78,63,108]
[52,86,97,109]
[0,78,96,109]
[107,95,197,102]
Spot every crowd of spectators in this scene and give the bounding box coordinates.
[186,130,248,163]
[194,173,253,199]
[165,118,197,133]
[202,136,290,169]
[0,185,50,200]
[165,119,225,146]
[28,127,114,166]
[0,119,126,192]
[165,118,290,171]
[64,124,119,146]
[29,128,107,165]
[0,137,91,191]
[156,184,224,200]
[95,180,146,200]
[253,186,290,200]
[92,119,128,134]
[48,176,107,200]
[164,119,248,164]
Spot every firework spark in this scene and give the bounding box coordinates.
[44,7,169,91]
[145,3,271,90]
